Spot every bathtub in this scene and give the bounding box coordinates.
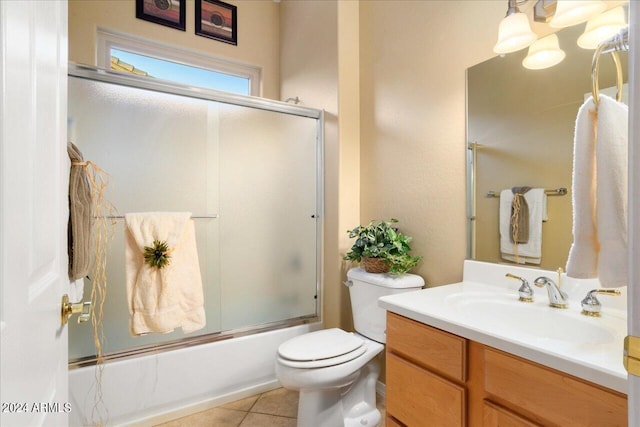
[69,323,320,426]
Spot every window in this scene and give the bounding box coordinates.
[96,28,261,96]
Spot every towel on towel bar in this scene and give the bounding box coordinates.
[500,188,547,265]
[125,212,206,335]
[67,142,93,281]
[566,95,628,288]
[510,186,532,243]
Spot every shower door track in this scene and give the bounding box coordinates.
[69,314,318,369]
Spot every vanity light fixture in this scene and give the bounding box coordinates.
[495,0,627,69]
[494,0,538,54]
[549,0,607,28]
[522,33,566,69]
[577,6,627,49]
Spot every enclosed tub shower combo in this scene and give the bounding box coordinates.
[66,63,323,425]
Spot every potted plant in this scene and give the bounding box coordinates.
[344,218,422,275]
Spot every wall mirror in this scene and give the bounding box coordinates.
[466,23,627,271]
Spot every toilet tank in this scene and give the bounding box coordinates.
[346,268,424,343]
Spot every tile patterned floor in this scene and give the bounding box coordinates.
[155,387,386,427]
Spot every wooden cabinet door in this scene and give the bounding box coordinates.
[483,348,627,426]
[483,401,540,427]
[386,415,406,427]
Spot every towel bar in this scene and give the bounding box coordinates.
[486,188,567,198]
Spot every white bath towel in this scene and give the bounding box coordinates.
[500,188,547,264]
[125,212,206,335]
[566,95,628,288]
[566,97,599,278]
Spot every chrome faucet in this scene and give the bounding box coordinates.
[534,276,569,308]
[505,273,534,302]
[581,289,621,317]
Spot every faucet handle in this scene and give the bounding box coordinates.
[557,267,564,288]
[505,273,534,302]
[581,289,621,317]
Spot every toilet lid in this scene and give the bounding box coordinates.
[278,328,365,362]
[277,345,367,369]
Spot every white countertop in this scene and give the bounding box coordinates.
[378,260,628,394]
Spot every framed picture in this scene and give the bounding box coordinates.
[136,0,186,31]
[195,0,238,46]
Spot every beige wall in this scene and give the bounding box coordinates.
[359,1,503,287]
[68,0,281,100]
[280,0,363,332]
[68,0,576,327]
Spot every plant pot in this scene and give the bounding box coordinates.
[361,257,390,274]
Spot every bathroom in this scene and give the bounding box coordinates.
[1,0,639,426]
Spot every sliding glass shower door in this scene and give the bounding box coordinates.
[67,66,322,363]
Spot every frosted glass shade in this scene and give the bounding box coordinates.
[549,1,607,28]
[522,34,566,70]
[577,6,627,49]
[494,12,538,54]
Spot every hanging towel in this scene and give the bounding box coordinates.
[125,212,206,336]
[566,97,599,278]
[596,95,628,288]
[566,95,628,288]
[67,142,93,281]
[510,186,532,243]
[500,188,547,264]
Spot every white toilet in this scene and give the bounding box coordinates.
[275,268,424,427]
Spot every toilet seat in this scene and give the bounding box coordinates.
[277,328,367,369]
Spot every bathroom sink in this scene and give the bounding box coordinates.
[378,261,629,393]
[445,294,619,345]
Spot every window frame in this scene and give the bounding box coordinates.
[96,28,261,96]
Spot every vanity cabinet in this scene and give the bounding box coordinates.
[385,312,628,427]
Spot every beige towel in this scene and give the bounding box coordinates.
[500,188,547,264]
[125,212,206,336]
[510,186,531,243]
[67,142,93,280]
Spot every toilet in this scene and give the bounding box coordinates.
[275,268,424,427]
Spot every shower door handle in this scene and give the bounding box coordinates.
[61,294,92,326]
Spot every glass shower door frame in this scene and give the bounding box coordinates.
[68,62,324,367]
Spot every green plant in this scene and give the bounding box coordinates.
[344,218,422,275]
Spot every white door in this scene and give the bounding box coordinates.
[629,3,640,425]
[0,1,69,426]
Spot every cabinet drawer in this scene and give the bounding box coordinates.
[387,352,465,427]
[483,401,540,427]
[387,312,467,382]
[484,348,627,426]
